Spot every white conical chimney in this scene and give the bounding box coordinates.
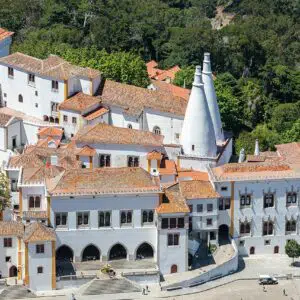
[238,148,245,163]
[254,139,260,156]
[180,66,217,158]
[202,53,225,143]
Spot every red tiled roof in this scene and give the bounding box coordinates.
[75,123,164,147]
[178,170,209,181]
[59,92,101,113]
[147,150,163,160]
[24,222,56,242]
[76,145,96,156]
[0,28,14,42]
[38,127,63,138]
[159,160,177,175]
[84,107,109,121]
[179,180,220,199]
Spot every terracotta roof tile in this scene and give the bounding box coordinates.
[24,222,56,242]
[0,28,14,42]
[150,80,190,101]
[59,92,101,113]
[75,123,164,146]
[179,180,220,199]
[84,107,109,121]
[38,127,63,138]
[156,184,189,214]
[159,160,177,175]
[0,53,100,80]
[156,65,181,81]
[76,145,96,156]
[100,80,186,117]
[0,112,13,126]
[178,171,209,181]
[49,167,160,196]
[22,165,65,184]
[147,150,163,160]
[0,221,23,237]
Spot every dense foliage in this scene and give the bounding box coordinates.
[1,0,299,152]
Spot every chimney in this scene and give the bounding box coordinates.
[180,66,217,157]
[202,52,225,143]
[254,139,260,156]
[50,155,58,166]
[238,148,245,163]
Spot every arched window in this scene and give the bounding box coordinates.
[153,126,161,135]
[171,264,178,273]
[286,220,297,233]
[18,94,23,103]
[274,246,279,254]
[249,246,255,255]
[240,221,251,236]
[127,124,132,129]
[43,115,49,122]
[263,221,274,236]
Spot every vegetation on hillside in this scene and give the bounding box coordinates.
[1,0,299,153]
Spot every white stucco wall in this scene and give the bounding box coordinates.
[28,241,53,291]
[50,194,159,262]
[0,236,18,278]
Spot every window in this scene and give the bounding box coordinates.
[77,212,89,227]
[239,240,245,247]
[263,221,274,236]
[207,204,213,212]
[72,117,77,124]
[162,218,168,229]
[175,133,180,139]
[5,256,11,262]
[127,156,139,167]
[221,186,228,191]
[63,115,68,122]
[168,233,179,246]
[51,102,59,112]
[153,126,161,135]
[37,266,43,274]
[206,218,212,226]
[120,211,132,225]
[219,198,230,210]
[55,213,68,227]
[11,179,17,192]
[28,196,41,210]
[28,74,35,85]
[4,238,12,248]
[127,124,132,129]
[4,93,7,97]
[161,217,184,229]
[240,194,251,208]
[263,193,274,208]
[210,231,216,240]
[52,80,59,91]
[240,222,251,236]
[264,240,271,246]
[286,220,297,234]
[8,67,14,78]
[192,145,195,151]
[197,204,203,212]
[35,91,38,96]
[36,244,45,254]
[35,103,38,108]
[286,192,297,206]
[99,154,111,167]
[99,211,111,227]
[142,210,154,224]
[188,205,193,212]
[18,94,23,103]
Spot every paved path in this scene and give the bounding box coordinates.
[0,286,36,299]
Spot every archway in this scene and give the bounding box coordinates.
[136,243,154,260]
[9,265,17,277]
[250,246,255,255]
[171,264,177,273]
[109,243,127,260]
[274,246,279,254]
[56,245,74,262]
[218,224,229,242]
[82,244,100,261]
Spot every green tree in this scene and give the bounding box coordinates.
[0,171,10,220]
[282,119,300,143]
[173,66,194,89]
[270,102,300,133]
[285,239,300,265]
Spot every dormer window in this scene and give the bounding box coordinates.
[153,126,161,135]
[28,73,35,86]
[8,67,14,78]
[52,80,59,91]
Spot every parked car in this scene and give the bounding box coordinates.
[258,275,278,285]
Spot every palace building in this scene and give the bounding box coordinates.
[0,49,299,293]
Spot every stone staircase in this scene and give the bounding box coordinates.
[0,285,36,299]
[82,278,141,295]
